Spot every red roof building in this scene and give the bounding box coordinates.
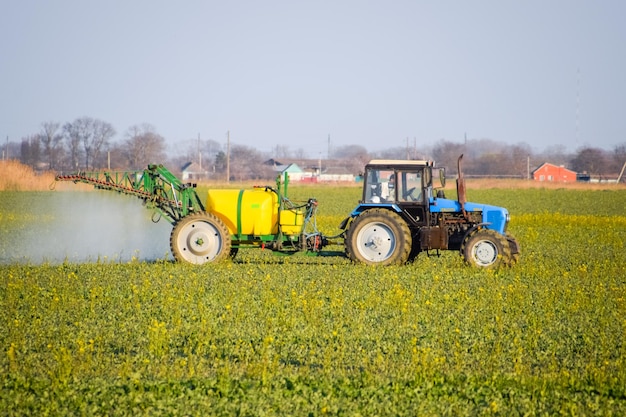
[532,163,577,182]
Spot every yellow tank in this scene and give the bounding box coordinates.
[206,188,305,238]
[279,208,304,235]
[206,189,279,236]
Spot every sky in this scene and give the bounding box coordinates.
[1,0,625,158]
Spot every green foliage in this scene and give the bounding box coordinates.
[1,187,626,415]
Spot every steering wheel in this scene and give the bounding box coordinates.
[403,187,421,201]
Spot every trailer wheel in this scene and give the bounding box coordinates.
[345,208,412,266]
[462,229,511,268]
[170,212,231,264]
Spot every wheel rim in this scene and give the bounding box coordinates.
[175,219,224,264]
[355,221,396,262]
[471,239,498,266]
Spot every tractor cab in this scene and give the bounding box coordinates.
[352,159,444,237]
[362,160,437,205]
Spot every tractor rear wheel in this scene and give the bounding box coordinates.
[462,229,511,268]
[170,212,231,264]
[345,208,412,266]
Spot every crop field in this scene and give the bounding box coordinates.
[1,184,626,415]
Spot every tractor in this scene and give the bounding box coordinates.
[55,155,519,267]
[340,155,519,267]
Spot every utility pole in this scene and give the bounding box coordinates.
[327,134,330,160]
[318,153,322,179]
[197,132,205,171]
[226,130,230,183]
[617,160,626,184]
[575,67,581,146]
[406,137,410,159]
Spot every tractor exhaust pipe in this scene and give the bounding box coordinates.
[457,154,467,218]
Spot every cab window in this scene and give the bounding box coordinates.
[364,168,395,202]
[398,171,422,202]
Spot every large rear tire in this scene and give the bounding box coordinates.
[170,212,231,264]
[345,209,412,266]
[462,229,511,268]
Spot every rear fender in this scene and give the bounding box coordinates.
[339,203,402,230]
[349,203,402,216]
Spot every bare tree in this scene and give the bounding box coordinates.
[123,124,166,170]
[470,153,503,176]
[331,144,370,174]
[91,119,115,168]
[373,146,410,160]
[106,142,128,170]
[294,148,308,159]
[536,144,572,167]
[20,135,41,168]
[570,147,608,176]
[76,117,95,169]
[432,140,465,175]
[273,144,291,158]
[509,143,532,178]
[464,139,507,160]
[62,117,115,170]
[200,139,222,168]
[63,120,84,170]
[39,122,64,169]
[228,145,272,180]
[612,143,626,174]
[178,137,222,168]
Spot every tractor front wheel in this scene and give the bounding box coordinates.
[462,229,511,268]
[345,208,412,266]
[170,212,231,264]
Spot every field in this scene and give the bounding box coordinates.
[1,181,626,415]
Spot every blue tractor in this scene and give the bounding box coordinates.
[340,155,520,267]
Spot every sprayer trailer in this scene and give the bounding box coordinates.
[55,155,519,268]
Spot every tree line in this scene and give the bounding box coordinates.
[6,117,626,180]
[429,139,626,178]
[17,118,167,172]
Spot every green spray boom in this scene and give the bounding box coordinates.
[55,164,204,224]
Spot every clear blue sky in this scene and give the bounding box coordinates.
[1,0,624,157]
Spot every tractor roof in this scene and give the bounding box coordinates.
[366,159,434,168]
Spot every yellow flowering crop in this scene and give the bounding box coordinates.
[1,186,626,414]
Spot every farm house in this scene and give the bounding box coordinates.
[181,161,209,181]
[532,163,577,182]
